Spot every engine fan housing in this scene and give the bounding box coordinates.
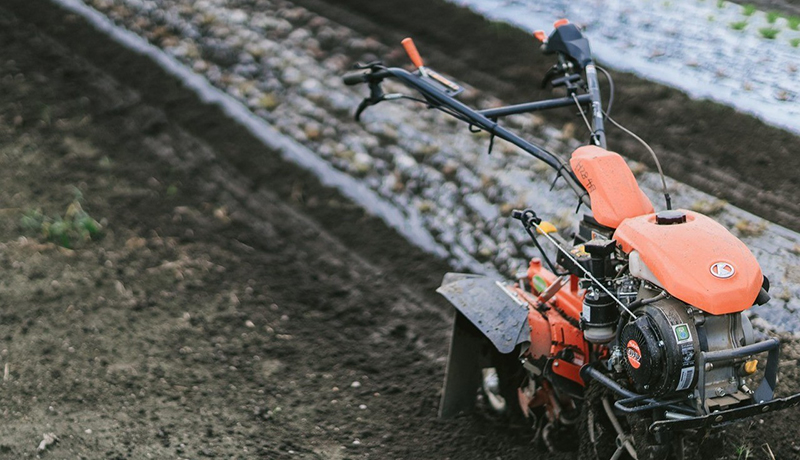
[620,299,700,395]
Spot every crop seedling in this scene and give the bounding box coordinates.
[788,16,800,30]
[742,4,757,16]
[730,20,748,31]
[791,38,800,47]
[766,11,780,24]
[759,27,780,39]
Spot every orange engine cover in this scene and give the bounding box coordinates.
[614,211,762,314]
[570,146,654,228]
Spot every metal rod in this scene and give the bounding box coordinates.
[580,366,638,399]
[602,397,638,459]
[585,64,607,148]
[702,338,779,363]
[478,94,592,118]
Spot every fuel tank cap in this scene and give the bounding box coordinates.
[655,210,687,225]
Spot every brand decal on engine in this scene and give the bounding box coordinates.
[673,323,692,344]
[710,261,735,279]
[626,340,642,369]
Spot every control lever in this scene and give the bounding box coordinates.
[512,209,566,277]
[355,80,383,121]
[401,38,427,76]
[354,81,403,122]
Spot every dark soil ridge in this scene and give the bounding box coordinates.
[289,0,800,232]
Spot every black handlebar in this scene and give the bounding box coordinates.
[343,69,391,86]
[343,70,370,86]
[341,65,593,207]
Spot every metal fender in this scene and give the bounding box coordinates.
[436,273,531,354]
[437,273,531,418]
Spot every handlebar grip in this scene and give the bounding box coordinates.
[401,38,424,69]
[343,70,371,86]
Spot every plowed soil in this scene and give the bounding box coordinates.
[0,2,798,460]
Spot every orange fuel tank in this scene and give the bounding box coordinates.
[570,146,654,229]
[614,211,763,314]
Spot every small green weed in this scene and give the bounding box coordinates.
[735,444,751,460]
[742,4,757,16]
[20,197,102,249]
[788,16,800,30]
[790,38,800,47]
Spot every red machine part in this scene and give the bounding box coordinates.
[509,258,597,420]
[513,258,593,386]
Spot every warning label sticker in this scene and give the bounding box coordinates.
[677,366,695,391]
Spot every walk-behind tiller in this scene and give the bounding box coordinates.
[343,20,800,459]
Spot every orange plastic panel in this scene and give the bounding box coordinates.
[614,211,762,314]
[570,146,654,228]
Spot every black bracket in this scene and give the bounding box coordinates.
[354,80,385,122]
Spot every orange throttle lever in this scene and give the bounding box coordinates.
[401,37,427,76]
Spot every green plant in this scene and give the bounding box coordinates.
[788,16,800,30]
[730,20,748,31]
[717,0,725,8]
[735,444,751,460]
[742,4,757,16]
[791,38,800,47]
[20,197,102,249]
[766,11,780,23]
[759,27,780,39]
